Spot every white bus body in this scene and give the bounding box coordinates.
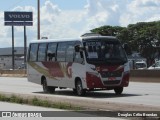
[27,36,130,96]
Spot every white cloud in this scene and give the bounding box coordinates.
[132,0,160,8]
[120,0,160,26]
[41,10,84,39]
[41,0,61,25]
[42,0,61,14]
[84,0,130,27]
[146,14,160,22]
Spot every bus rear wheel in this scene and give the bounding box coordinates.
[42,79,55,93]
[73,89,77,94]
[76,80,86,96]
[114,87,123,95]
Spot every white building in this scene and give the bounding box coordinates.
[0,47,24,70]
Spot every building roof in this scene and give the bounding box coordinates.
[0,47,24,56]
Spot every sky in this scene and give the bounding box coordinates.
[0,0,160,48]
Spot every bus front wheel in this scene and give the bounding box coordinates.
[42,79,55,93]
[114,87,123,95]
[76,80,86,96]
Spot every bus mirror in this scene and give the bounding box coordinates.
[75,45,84,52]
[75,45,80,52]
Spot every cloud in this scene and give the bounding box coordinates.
[42,0,123,39]
[84,0,130,27]
[41,10,84,39]
[132,0,160,8]
[12,6,36,12]
[42,0,61,14]
[120,0,160,26]
[41,0,61,24]
[33,0,160,40]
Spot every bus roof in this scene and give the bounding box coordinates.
[29,36,118,44]
[30,38,81,44]
[82,35,117,40]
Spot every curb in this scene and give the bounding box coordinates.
[0,91,160,111]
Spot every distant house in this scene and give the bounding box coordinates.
[0,47,24,69]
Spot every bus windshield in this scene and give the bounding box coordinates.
[83,39,127,65]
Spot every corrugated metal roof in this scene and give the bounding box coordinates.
[0,47,24,56]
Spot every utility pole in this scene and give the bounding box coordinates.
[24,26,27,64]
[12,26,14,70]
[37,0,40,39]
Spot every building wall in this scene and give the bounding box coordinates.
[0,56,24,70]
[0,63,5,69]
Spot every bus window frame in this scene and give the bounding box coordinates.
[56,42,67,62]
[47,42,58,62]
[29,43,38,62]
[66,41,75,63]
[37,43,47,62]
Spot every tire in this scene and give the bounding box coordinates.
[114,87,123,95]
[48,86,55,93]
[76,80,86,96]
[42,78,55,93]
[73,89,77,94]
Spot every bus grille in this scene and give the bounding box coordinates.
[103,80,121,85]
[100,71,122,78]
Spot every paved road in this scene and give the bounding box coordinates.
[0,77,160,111]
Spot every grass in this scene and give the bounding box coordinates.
[0,94,83,111]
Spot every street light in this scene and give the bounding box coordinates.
[37,0,40,39]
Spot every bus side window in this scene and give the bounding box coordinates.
[38,43,47,61]
[57,43,66,62]
[29,44,38,61]
[47,43,57,61]
[66,43,74,62]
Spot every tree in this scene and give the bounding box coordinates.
[91,25,125,36]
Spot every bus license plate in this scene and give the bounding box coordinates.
[108,77,116,81]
